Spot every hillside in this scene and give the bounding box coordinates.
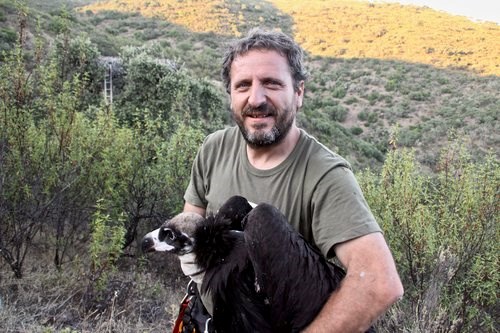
[0,2,498,332]
[271,0,499,76]
[78,0,499,76]
[1,0,498,169]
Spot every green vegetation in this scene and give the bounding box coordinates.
[0,7,222,330]
[270,0,500,76]
[2,0,497,169]
[0,1,498,332]
[359,139,499,332]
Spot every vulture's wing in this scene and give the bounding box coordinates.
[243,203,345,332]
[205,233,273,333]
[216,195,254,230]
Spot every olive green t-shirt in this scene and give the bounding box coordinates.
[184,126,381,258]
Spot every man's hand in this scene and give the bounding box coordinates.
[303,232,403,332]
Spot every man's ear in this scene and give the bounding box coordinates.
[295,80,305,109]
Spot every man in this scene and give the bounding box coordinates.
[183,28,403,332]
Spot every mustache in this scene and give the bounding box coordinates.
[241,104,276,117]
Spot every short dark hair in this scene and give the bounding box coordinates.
[221,28,308,93]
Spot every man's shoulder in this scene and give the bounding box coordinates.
[204,126,240,145]
[199,126,241,163]
[299,129,351,171]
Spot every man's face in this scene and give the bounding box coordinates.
[229,49,304,147]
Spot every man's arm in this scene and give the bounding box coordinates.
[303,232,404,332]
[184,201,206,217]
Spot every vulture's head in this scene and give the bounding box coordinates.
[141,212,204,255]
[141,196,254,257]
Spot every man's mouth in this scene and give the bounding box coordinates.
[247,113,270,118]
[242,104,276,119]
[243,109,274,118]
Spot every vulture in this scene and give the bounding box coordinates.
[142,196,375,333]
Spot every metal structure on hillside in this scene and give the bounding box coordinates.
[103,62,113,105]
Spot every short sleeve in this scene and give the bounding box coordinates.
[311,166,381,258]
[183,140,209,209]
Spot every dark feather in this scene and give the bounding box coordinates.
[217,195,254,230]
[186,196,373,333]
[193,203,272,332]
[244,203,346,332]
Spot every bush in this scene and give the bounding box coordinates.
[351,126,363,135]
[0,14,212,330]
[384,79,398,92]
[0,27,17,48]
[89,202,126,290]
[409,90,430,101]
[345,96,358,105]
[115,44,227,133]
[0,18,214,280]
[331,84,347,99]
[358,110,378,124]
[358,142,499,332]
[325,104,348,122]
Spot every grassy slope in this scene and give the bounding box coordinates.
[78,0,499,75]
[76,0,499,169]
[2,0,497,168]
[79,0,500,75]
[0,1,498,331]
[270,0,499,76]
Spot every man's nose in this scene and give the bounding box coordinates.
[248,84,266,108]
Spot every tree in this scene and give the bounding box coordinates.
[358,139,499,332]
[115,44,227,134]
[0,10,225,278]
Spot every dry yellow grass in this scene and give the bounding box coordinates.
[80,0,499,76]
[269,0,499,76]
[80,0,242,36]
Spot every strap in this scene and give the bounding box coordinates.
[204,317,212,333]
[173,280,196,333]
[173,279,213,333]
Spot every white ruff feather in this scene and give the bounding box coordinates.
[179,253,205,284]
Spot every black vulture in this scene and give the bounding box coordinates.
[142,196,374,333]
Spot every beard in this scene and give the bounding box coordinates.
[233,103,295,148]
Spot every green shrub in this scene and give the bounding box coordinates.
[0,28,17,55]
[0,27,16,44]
[366,91,381,105]
[89,16,104,25]
[351,126,363,135]
[344,96,358,105]
[331,84,347,99]
[409,90,430,101]
[358,110,378,124]
[325,104,348,122]
[0,19,220,279]
[358,141,499,332]
[115,44,227,133]
[384,79,398,92]
[89,201,126,290]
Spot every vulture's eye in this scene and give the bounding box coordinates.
[159,227,176,242]
[166,229,175,240]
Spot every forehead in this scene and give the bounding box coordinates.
[165,212,203,235]
[230,49,292,81]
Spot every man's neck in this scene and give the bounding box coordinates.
[246,126,300,170]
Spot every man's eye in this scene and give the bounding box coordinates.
[264,81,283,89]
[235,82,250,91]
